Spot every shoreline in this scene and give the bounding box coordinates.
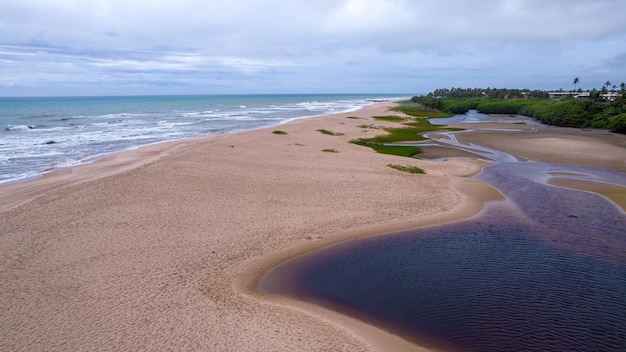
[237,172,498,352]
[0,94,404,188]
[0,101,386,212]
[249,118,626,351]
[0,137,193,212]
[2,102,624,351]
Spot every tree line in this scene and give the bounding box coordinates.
[410,84,626,134]
[425,87,549,99]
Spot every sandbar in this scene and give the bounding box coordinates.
[0,102,486,352]
[449,123,626,173]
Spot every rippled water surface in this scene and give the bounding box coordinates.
[264,203,626,351]
[262,123,626,352]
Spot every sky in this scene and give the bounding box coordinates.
[0,0,625,96]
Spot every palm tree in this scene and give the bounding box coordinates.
[621,82,625,92]
[573,77,580,92]
[605,81,612,90]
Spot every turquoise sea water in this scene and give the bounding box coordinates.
[0,94,406,185]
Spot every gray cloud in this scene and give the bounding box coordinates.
[1,0,625,95]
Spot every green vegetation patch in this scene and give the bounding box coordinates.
[357,124,384,129]
[356,118,437,144]
[350,117,449,158]
[322,148,339,153]
[388,164,425,174]
[372,115,406,122]
[351,143,421,157]
[272,130,287,135]
[317,129,345,136]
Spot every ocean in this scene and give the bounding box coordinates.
[0,94,407,185]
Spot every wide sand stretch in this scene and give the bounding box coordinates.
[1,102,624,351]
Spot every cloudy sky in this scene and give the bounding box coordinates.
[1,0,625,96]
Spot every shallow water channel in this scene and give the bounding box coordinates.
[261,125,626,352]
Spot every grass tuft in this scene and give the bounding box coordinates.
[388,164,425,174]
[317,129,345,136]
[357,124,384,129]
[372,115,406,122]
[322,149,339,153]
[272,130,287,135]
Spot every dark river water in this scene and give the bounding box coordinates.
[261,126,626,352]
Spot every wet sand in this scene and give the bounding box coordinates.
[449,123,626,173]
[547,178,626,211]
[445,122,626,212]
[2,104,624,351]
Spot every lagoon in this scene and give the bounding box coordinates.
[261,121,626,351]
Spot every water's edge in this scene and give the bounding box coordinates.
[260,125,626,352]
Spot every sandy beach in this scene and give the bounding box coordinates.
[1,102,625,351]
[0,102,485,352]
